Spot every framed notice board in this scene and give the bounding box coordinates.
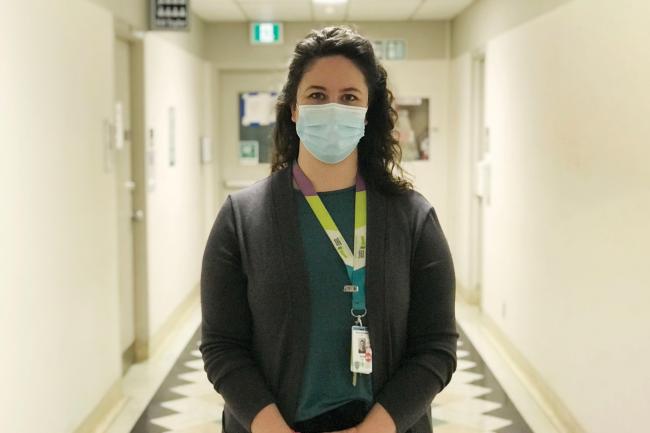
[239,91,278,164]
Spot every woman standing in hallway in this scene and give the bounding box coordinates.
[200,26,458,433]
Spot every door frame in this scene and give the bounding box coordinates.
[115,23,150,364]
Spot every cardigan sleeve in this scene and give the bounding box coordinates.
[199,195,277,431]
[374,205,459,433]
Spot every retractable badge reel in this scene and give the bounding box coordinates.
[349,288,372,386]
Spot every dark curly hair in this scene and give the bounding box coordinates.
[271,26,412,195]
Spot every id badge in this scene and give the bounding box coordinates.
[350,326,373,374]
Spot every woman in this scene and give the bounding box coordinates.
[200,26,458,433]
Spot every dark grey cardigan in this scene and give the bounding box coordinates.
[200,163,458,433]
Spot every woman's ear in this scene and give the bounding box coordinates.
[291,104,297,123]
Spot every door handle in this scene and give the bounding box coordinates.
[132,210,145,222]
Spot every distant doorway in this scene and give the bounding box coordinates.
[114,35,149,372]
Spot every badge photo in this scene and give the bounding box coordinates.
[350,326,372,375]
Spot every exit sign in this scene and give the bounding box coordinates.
[250,22,283,45]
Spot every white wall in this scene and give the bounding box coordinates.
[451,0,572,57]
[449,0,650,432]
[0,1,214,430]
[88,0,208,60]
[143,34,211,339]
[384,60,451,229]
[201,63,217,236]
[447,54,474,296]
[0,1,121,431]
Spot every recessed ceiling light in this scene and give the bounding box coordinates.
[313,0,348,5]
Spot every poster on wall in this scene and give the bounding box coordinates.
[239,140,259,165]
[239,91,278,164]
[394,96,430,161]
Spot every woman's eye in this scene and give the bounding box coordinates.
[342,94,358,102]
[308,92,325,100]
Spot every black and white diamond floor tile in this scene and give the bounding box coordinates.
[130,325,534,433]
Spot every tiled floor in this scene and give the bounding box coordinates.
[104,301,561,433]
[431,326,533,433]
[129,327,220,433]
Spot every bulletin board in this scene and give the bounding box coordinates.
[239,92,278,164]
[395,96,430,161]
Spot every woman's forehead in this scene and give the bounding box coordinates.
[300,56,367,91]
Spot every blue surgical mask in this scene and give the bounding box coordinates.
[296,103,367,164]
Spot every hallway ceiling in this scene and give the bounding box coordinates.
[191,0,475,22]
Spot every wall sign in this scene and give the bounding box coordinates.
[150,0,190,31]
[372,39,407,60]
[239,140,259,166]
[250,22,283,45]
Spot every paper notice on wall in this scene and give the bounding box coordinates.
[200,136,212,164]
[239,140,259,165]
[241,92,277,126]
[115,102,124,150]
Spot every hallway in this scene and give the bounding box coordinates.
[2,0,649,432]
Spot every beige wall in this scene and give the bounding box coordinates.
[88,0,208,59]
[451,0,572,57]
[385,60,451,229]
[205,21,450,66]
[0,1,121,431]
[449,0,650,432]
[143,33,213,338]
[447,53,474,300]
[87,0,149,29]
[154,14,207,60]
[0,1,215,430]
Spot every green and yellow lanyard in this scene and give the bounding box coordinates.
[292,161,369,386]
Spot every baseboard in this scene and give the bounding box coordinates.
[480,313,586,433]
[456,282,481,305]
[76,283,200,432]
[148,283,200,359]
[133,283,200,361]
[122,341,135,375]
[73,379,123,433]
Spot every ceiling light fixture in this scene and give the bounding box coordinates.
[313,0,348,5]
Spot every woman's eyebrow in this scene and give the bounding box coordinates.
[305,85,327,92]
[304,85,362,93]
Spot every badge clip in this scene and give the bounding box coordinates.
[343,285,359,293]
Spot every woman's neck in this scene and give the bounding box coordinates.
[296,144,358,192]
